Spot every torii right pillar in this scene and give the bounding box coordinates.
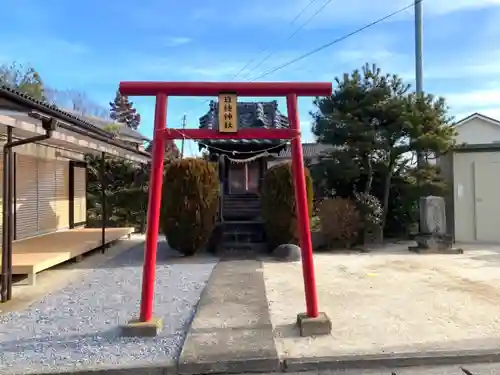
[286,93,332,337]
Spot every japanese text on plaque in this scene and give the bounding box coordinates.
[218,93,238,133]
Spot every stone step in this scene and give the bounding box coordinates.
[223,200,260,206]
[221,232,265,243]
[223,206,261,212]
[223,219,264,225]
[217,241,268,255]
[223,203,260,207]
[223,205,260,210]
[223,211,261,219]
[223,209,261,214]
[223,201,260,207]
[223,196,259,201]
[223,193,259,199]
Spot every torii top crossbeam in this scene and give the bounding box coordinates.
[119,81,332,97]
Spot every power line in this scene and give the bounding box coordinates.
[230,0,320,81]
[242,0,335,80]
[289,0,321,25]
[248,0,421,82]
[194,0,320,108]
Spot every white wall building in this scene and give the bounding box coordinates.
[440,113,500,243]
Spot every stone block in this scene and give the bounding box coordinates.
[120,317,163,337]
[296,312,332,337]
[409,233,463,254]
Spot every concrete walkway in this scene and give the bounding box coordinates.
[178,258,280,374]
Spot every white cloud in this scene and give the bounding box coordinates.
[1,36,90,59]
[336,48,395,64]
[178,64,243,79]
[164,51,304,82]
[446,89,500,109]
[422,49,500,81]
[427,0,500,15]
[445,89,500,122]
[164,36,192,47]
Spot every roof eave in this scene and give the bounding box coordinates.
[0,86,150,159]
[453,112,500,128]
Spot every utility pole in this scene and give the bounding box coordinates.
[415,0,425,235]
[415,0,424,168]
[180,114,187,158]
[415,0,423,95]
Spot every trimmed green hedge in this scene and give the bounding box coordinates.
[260,162,313,249]
[160,158,219,256]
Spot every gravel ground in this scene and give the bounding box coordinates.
[0,240,217,375]
[262,243,500,359]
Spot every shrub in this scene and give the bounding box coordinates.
[260,162,313,249]
[161,158,219,256]
[354,191,383,243]
[318,197,361,248]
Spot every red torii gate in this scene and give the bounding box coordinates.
[119,81,332,326]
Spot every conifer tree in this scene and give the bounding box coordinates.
[109,90,141,129]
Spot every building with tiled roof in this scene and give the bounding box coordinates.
[198,100,289,150]
[0,84,150,300]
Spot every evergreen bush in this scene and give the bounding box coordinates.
[160,158,219,256]
[260,162,313,249]
[318,197,361,249]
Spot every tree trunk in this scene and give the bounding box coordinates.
[381,169,394,230]
[363,153,373,194]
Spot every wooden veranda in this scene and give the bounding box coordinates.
[0,227,134,286]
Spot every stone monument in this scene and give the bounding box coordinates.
[409,196,463,254]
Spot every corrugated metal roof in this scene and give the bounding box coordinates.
[0,84,111,137]
[0,84,150,157]
[66,110,150,141]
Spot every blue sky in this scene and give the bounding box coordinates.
[2,0,500,155]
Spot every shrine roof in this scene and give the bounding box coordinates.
[198,100,289,146]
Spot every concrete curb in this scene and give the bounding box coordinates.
[27,359,177,375]
[22,349,500,375]
[178,357,281,375]
[283,349,500,372]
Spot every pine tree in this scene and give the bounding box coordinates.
[109,90,141,130]
[312,63,456,231]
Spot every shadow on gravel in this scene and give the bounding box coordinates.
[66,240,218,270]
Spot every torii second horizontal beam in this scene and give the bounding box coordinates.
[161,127,298,140]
